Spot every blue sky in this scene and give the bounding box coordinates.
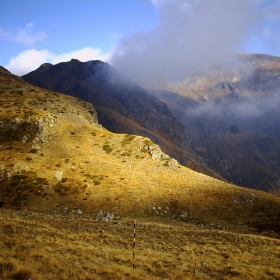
[1,0,280,80]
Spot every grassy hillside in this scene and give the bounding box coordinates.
[1,66,280,279]
[1,209,280,280]
[22,59,222,181]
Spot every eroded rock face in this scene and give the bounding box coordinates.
[0,115,58,145]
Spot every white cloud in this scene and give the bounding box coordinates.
[110,0,262,85]
[5,49,53,76]
[188,92,280,119]
[5,47,112,76]
[0,22,46,45]
[50,47,111,65]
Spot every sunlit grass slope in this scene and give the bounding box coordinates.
[1,210,280,280]
[1,66,280,279]
[1,66,280,230]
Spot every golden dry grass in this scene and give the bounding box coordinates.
[1,209,280,280]
[1,65,280,279]
[1,66,280,230]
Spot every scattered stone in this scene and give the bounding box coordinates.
[103,212,114,222]
[14,162,31,173]
[180,212,188,218]
[150,149,162,160]
[95,210,103,220]
[161,154,170,159]
[32,137,40,144]
[32,144,41,150]
[15,117,21,123]
[170,158,178,165]
[76,209,83,215]
[95,210,115,222]
[22,135,28,143]
[54,171,63,181]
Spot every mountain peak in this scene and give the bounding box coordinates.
[70,58,80,63]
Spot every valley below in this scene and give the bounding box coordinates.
[148,54,280,194]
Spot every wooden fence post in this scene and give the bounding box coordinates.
[133,219,136,270]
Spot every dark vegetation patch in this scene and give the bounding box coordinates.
[53,180,87,196]
[103,144,113,153]
[11,269,33,280]
[121,134,136,146]
[0,121,38,143]
[0,172,49,208]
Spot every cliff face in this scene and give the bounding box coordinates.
[23,59,220,179]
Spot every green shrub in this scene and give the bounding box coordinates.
[103,144,112,153]
[53,183,70,195]
[143,139,153,146]
[35,177,47,184]
[121,134,136,146]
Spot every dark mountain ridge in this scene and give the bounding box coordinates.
[23,60,182,140]
[23,59,219,178]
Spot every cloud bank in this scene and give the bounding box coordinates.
[5,47,111,76]
[187,91,280,119]
[110,0,261,85]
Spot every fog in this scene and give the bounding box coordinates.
[110,0,261,86]
[187,91,280,119]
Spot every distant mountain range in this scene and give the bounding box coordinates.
[22,54,280,194]
[148,54,280,194]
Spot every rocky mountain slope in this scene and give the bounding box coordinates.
[149,54,280,193]
[22,59,221,179]
[1,65,280,232]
